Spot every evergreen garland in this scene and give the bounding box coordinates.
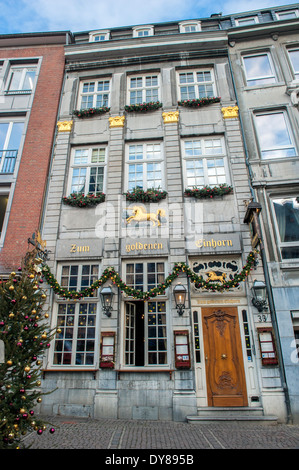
[124,187,167,202]
[73,107,110,118]
[42,251,257,301]
[62,192,105,207]
[178,97,221,107]
[184,184,233,199]
[125,101,163,112]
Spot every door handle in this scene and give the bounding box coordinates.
[221,354,227,359]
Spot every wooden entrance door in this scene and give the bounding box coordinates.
[202,307,248,407]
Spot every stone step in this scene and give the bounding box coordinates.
[187,407,278,425]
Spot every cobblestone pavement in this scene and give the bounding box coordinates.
[22,416,299,450]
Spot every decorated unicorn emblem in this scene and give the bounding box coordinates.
[126,205,166,227]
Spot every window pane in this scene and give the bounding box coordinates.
[23,69,36,90]
[289,49,299,78]
[244,54,276,86]
[256,113,296,159]
[74,149,88,165]
[91,148,105,163]
[273,198,299,243]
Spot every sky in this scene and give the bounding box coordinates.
[0,0,298,34]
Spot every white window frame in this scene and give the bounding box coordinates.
[235,16,259,26]
[68,146,107,195]
[122,259,169,368]
[0,119,24,174]
[177,69,217,101]
[50,263,101,369]
[181,136,229,188]
[125,141,164,191]
[179,20,201,33]
[6,64,37,94]
[127,73,160,105]
[132,25,154,37]
[242,52,277,87]
[287,47,299,80]
[271,197,299,261]
[78,78,111,109]
[0,187,10,246]
[89,30,110,42]
[275,9,299,20]
[254,110,297,160]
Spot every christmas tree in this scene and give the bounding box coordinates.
[0,243,56,449]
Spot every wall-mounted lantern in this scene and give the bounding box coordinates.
[100,286,114,317]
[252,280,267,312]
[173,284,187,316]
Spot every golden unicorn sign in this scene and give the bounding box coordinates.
[126,206,166,227]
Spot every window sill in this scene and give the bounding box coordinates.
[116,368,174,379]
[42,368,98,378]
[243,81,285,91]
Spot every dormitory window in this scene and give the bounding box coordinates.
[179,21,201,33]
[126,142,163,191]
[178,69,216,101]
[52,264,99,367]
[182,137,229,188]
[89,30,110,42]
[78,79,110,109]
[254,111,296,159]
[69,146,106,195]
[235,16,259,26]
[132,26,154,37]
[243,53,277,86]
[128,74,159,104]
[272,197,299,260]
[276,10,299,20]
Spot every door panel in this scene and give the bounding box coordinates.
[202,307,248,407]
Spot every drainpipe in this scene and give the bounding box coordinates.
[228,53,292,423]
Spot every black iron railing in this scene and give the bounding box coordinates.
[0,149,18,174]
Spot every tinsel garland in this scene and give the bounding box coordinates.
[42,251,257,300]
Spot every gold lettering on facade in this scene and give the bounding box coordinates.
[70,244,90,253]
[125,242,163,253]
[195,238,233,249]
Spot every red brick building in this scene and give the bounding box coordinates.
[0,32,72,273]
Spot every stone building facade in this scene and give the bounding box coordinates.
[228,4,299,423]
[38,7,296,422]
